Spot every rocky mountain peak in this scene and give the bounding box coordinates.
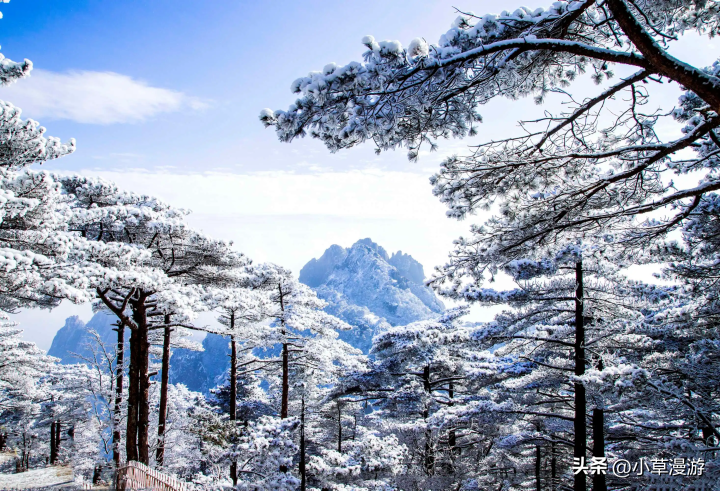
[301,238,444,352]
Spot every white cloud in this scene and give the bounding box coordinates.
[0,69,208,124]
[71,168,475,273]
[80,168,450,220]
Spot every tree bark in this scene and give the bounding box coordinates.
[448,381,457,455]
[230,329,238,486]
[337,401,342,453]
[55,421,61,460]
[113,323,125,467]
[156,315,172,467]
[592,409,606,491]
[137,312,150,465]
[126,326,139,462]
[606,0,720,114]
[279,283,289,420]
[281,342,289,419]
[574,261,587,491]
[551,440,556,491]
[300,395,306,491]
[422,365,434,475]
[50,422,56,464]
[128,290,150,465]
[535,445,542,491]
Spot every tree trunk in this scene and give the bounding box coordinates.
[126,326,140,462]
[156,315,172,467]
[300,395,306,491]
[574,261,587,491]
[337,401,342,453]
[50,422,56,464]
[279,283,289,420]
[128,291,150,465]
[592,356,606,491]
[281,342,289,418]
[422,365,434,475]
[535,445,541,491]
[93,464,102,485]
[230,329,238,486]
[278,283,289,474]
[55,421,61,460]
[448,381,457,455]
[592,409,606,491]
[113,323,125,467]
[137,317,150,465]
[551,440,556,491]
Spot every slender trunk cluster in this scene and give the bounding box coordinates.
[125,291,151,465]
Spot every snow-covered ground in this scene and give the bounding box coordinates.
[0,457,74,490]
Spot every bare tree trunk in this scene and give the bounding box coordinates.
[156,315,172,467]
[229,329,238,486]
[113,323,125,467]
[137,320,150,465]
[129,291,150,465]
[278,283,290,474]
[279,283,289,420]
[126,327,140,462]
[535,445,542,491]
[422,365,434,475]
[551,440,557,491]
[592,409,606,491]
[50,422,56,464]
[300,395,306,491]
[281,342,289,418]
[592,355,607,491]
[448,381,457,455]
[574,261,587,491]
[337,401,342,453]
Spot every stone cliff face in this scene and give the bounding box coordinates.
[168,332,229,393]
[49,239,445,393]
[48,312,118,364]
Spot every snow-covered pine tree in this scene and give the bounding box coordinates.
[0,3,79,312]
[261,4,720,489]
[263,0,720,254]
[61,175,248,465]
[204,282,272,484]
[323,307,483,489]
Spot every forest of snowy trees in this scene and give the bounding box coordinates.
[2,0,720,490]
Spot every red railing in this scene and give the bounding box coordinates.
[115,461,187,491]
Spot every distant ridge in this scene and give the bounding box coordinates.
[48,311,118,364]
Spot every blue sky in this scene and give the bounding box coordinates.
[1,1,713,347]
[0,0,511,174]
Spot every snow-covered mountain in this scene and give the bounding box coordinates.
[48,311,119,364]
[47,238,444,392]
[299,238,444,352]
